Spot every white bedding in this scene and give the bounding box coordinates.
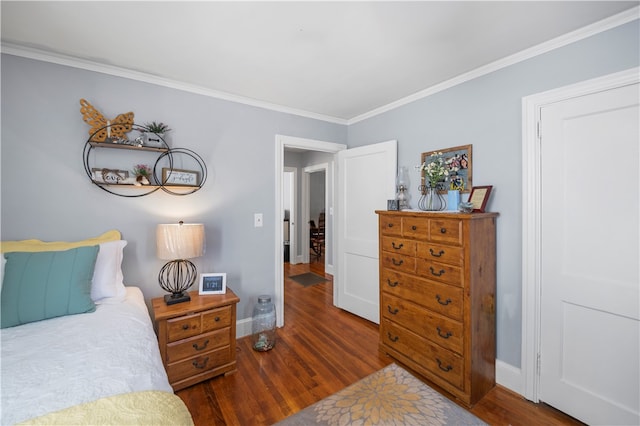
[1,287,172,425]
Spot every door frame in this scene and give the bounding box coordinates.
[275,135,346,327]
[284,167,297,265]
[521,67,639,402]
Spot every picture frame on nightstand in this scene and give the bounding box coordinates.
[199,273,226,295]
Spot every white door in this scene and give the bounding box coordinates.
[335,140,397,323]
[539,83,639,425]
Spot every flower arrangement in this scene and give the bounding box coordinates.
[132,164,152,186]
[420,152,453,188]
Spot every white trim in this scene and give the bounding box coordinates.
[284,167,298,266]
[348,7,639,124]
[496,360,524,396]
[521,67,639,402]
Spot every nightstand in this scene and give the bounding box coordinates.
[152,288,240,391]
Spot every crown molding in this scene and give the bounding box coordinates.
[347,6,639,125]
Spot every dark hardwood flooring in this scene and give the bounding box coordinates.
[176,254,584,425]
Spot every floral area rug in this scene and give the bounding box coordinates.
[275,363,487,426]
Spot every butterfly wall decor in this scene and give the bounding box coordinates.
[79,99,134,142]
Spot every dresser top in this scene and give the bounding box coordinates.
[152,288,240,321]
[375,210,499,218]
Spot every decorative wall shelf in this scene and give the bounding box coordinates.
[83,123,207,197]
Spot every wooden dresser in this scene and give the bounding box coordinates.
[152,289,239,391]
[376,210,498,406]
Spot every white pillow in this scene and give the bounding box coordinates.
[91,240,127,303]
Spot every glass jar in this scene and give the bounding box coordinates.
[251,295,276,351]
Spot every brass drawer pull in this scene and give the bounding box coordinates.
[392,258,404,266]
[192,357,210,370]
[192,339,210,351]
[436,295,452,305]
[391,242,404,250]
[387,332,399,342]
[430,267,445,277]
[440,228,447,234]
[437,327,452,339]
[387,305,399,315]
[387,279,399,287]
[436,358,453,372]
[429,248,445,257]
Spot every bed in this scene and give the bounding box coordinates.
[1,231,193,425]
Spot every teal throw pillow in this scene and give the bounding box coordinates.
[1,246,99,328]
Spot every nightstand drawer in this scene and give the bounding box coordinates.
[167,314,201,342]
[202,306,232,332]
[167,346,231,383]
[167,328,231,363]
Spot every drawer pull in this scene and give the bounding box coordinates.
[440,228,447,234]
[387,332,399,342]
[391,258,404,266]
[386,279,399,287]
[436,295,452,305]
[192,357,210,370]
[391,242,404,250]
[429,248,445,257]
[412,226,417,231]
[436,358,453,372]
[182,324,190,330]
[387,223,394,228]
[437,327,452,339]
[387,305,399,315]
[192,339,210,351]
[214,316,221,322]
[430,267,445,277]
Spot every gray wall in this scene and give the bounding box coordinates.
[0,54,347,321]
[348,20,640,367]
[1,18,638,372]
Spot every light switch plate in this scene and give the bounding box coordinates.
[254,213,263,227]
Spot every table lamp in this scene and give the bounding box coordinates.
[156,221,205,305]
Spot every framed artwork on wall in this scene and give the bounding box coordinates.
[420,144,472,193]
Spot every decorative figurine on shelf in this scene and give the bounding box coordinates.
[79,98,134,142]
[132,164,152,186]
[140,121,171,147]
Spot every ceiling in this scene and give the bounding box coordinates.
[1,1,638,123]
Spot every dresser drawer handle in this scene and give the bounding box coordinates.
[436,295,452,305]
[182,324,190,330]
[387,279,399,287]
[440,228,447,234]
[387,305,399,315]
[387,332,399,342]
[430,267,445,277]
[437,327,452,339]
[429,248,445,257]
[436,358,453,372]
[392,258,404,266]
[214,316,221,322]
[391,242,404,250]
[192,357,210,370]
[412,225,417,231]
[193,339,210,351]
[387,223,394,228]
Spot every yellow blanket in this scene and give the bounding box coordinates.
[18,391,194,426]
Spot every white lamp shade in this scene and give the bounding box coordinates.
[156,223,205,260]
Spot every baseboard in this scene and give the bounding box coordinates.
[236,317,252,339]
[496,359,524,397]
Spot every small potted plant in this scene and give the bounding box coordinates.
[140,121,171,147]
[132,164,152,186]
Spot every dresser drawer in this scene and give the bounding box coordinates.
[416,242,463,266]
[416,259,462,287]
[381,319,464,390]
[381,252,416,274]
[429,218,463,245]
[380,269,463,319]
[402,217,428,239]
[382,293,463,354]
[167,346,231,383]
[167,328,231,363]
[202,306,232,332]
[380,216,402,236]
[380,236,416,256]
[167,313,201,342]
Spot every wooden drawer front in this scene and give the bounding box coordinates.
[402,217,428,239]
[167,314,202,342]
[381,252,416,274]
[382,294,463,354]
[429,219,463,245]
[381,319,463,389]
[202,306,232,332]
[380,216,402,236]
[380,270,463,319]
[380,236,416,256]
[166,328,231,363]
[167,346,231,383]
[416,260,462,287]
[416,242,463,266]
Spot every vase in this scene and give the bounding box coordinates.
[418,185,446,211]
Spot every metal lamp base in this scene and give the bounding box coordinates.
[164,292,191,305]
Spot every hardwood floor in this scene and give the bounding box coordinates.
[176,256,584,425]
